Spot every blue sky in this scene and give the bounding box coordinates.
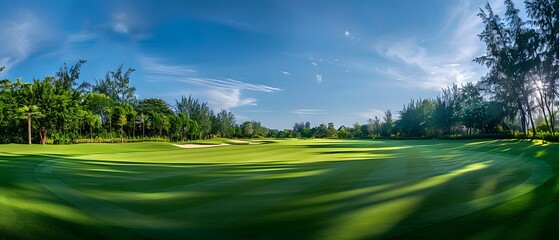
[0,0,520,129]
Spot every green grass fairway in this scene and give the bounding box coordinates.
[1,139,558,239]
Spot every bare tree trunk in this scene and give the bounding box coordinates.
[530,74,553,136]
[40,128,47,145]
[520,84,537,136]
[519,108,527,135]
[545,103,555,136]
[27,114,31,145]
[526,102,537,136]
[109,119,113,143]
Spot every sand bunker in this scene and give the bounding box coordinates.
[173,143,230,148]
[227,140,250,144]
[173,140,261,148]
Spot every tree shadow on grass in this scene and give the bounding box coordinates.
[0,154,141,240]
[2,151,403,239]
[382,140,559,239]
[2,140,557,240]
[1,145,410,239]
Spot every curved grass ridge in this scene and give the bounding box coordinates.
[317,147,552,239]
[33,158,183,238]
[30,140,554,239]
[383,155,552,238]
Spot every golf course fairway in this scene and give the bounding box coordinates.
[1,139,558,239]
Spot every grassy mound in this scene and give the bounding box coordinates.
[0,139,557,239]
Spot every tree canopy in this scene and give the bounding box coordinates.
[0,0,557,143]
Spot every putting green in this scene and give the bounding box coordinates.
[23,139,551,239]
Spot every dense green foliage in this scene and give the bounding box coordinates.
[283,0,559,141]
[2,0,558,239]
[1,139,557,239]
[0,63,275,144]
[1,0,557,144]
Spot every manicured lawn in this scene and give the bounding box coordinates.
[0,139,558,239]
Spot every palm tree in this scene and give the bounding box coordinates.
[136,114,149,141]
[85,111,100,142]
[105,107,113,142]
[17,105,41,145]
[117,115,127,143]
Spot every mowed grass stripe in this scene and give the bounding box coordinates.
[53,144,318,192]
[235,158,397,235]
[281,152,417,211]
[247,143,538,240]
[52,144,343,215]
[93,141,398,216]
[54,162,281,214]
[159,151,358,210]
[51,140,536,222]
[13,139,555,239]
[138,150,385,215]
[286,152,506,212]
[155,157,368,224]
[60,141,352,191]
[316,150,550,239]
[218,142,546,239]
[33,159,182,239]
[370,150,530,211]
[146,144,302,163]
[381,154,552,238]
[42,148,372,227]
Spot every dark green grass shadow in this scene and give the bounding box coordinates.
[2,146,410,239]
[2,140,558,239]
[0,154,141,240]
[387,140,559,239]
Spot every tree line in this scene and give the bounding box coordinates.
[1,0,556,144]
[282,83,507,139]
[0,62,274,144]
[282,0,559,141]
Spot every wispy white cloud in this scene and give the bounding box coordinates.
[112,13,131,34]
[67,33,97,44]
[140,56,198,77]
[372,0,500,90]
[281,71,290,75]
[196,13,254,31]
[316,74,323,83]
[206,88,257,109]
[376,40,479,89]
[357,108,385,120]
[375,38,479,90]
[291,109,328,115]
[185,77,281,92]
[444,63,461,67]
[343,29,361,43]
[374,67,413,81]
[311,61,318,66]
[141,55,279,110]
[141,56,280,92]
[237,109,276,113]
[113,23,128,34]
[0,11,50,74]
[110,12,151,40]
[217,18,253,31]
[36,31,99,60]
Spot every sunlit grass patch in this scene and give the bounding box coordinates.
[0,139,556,239]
